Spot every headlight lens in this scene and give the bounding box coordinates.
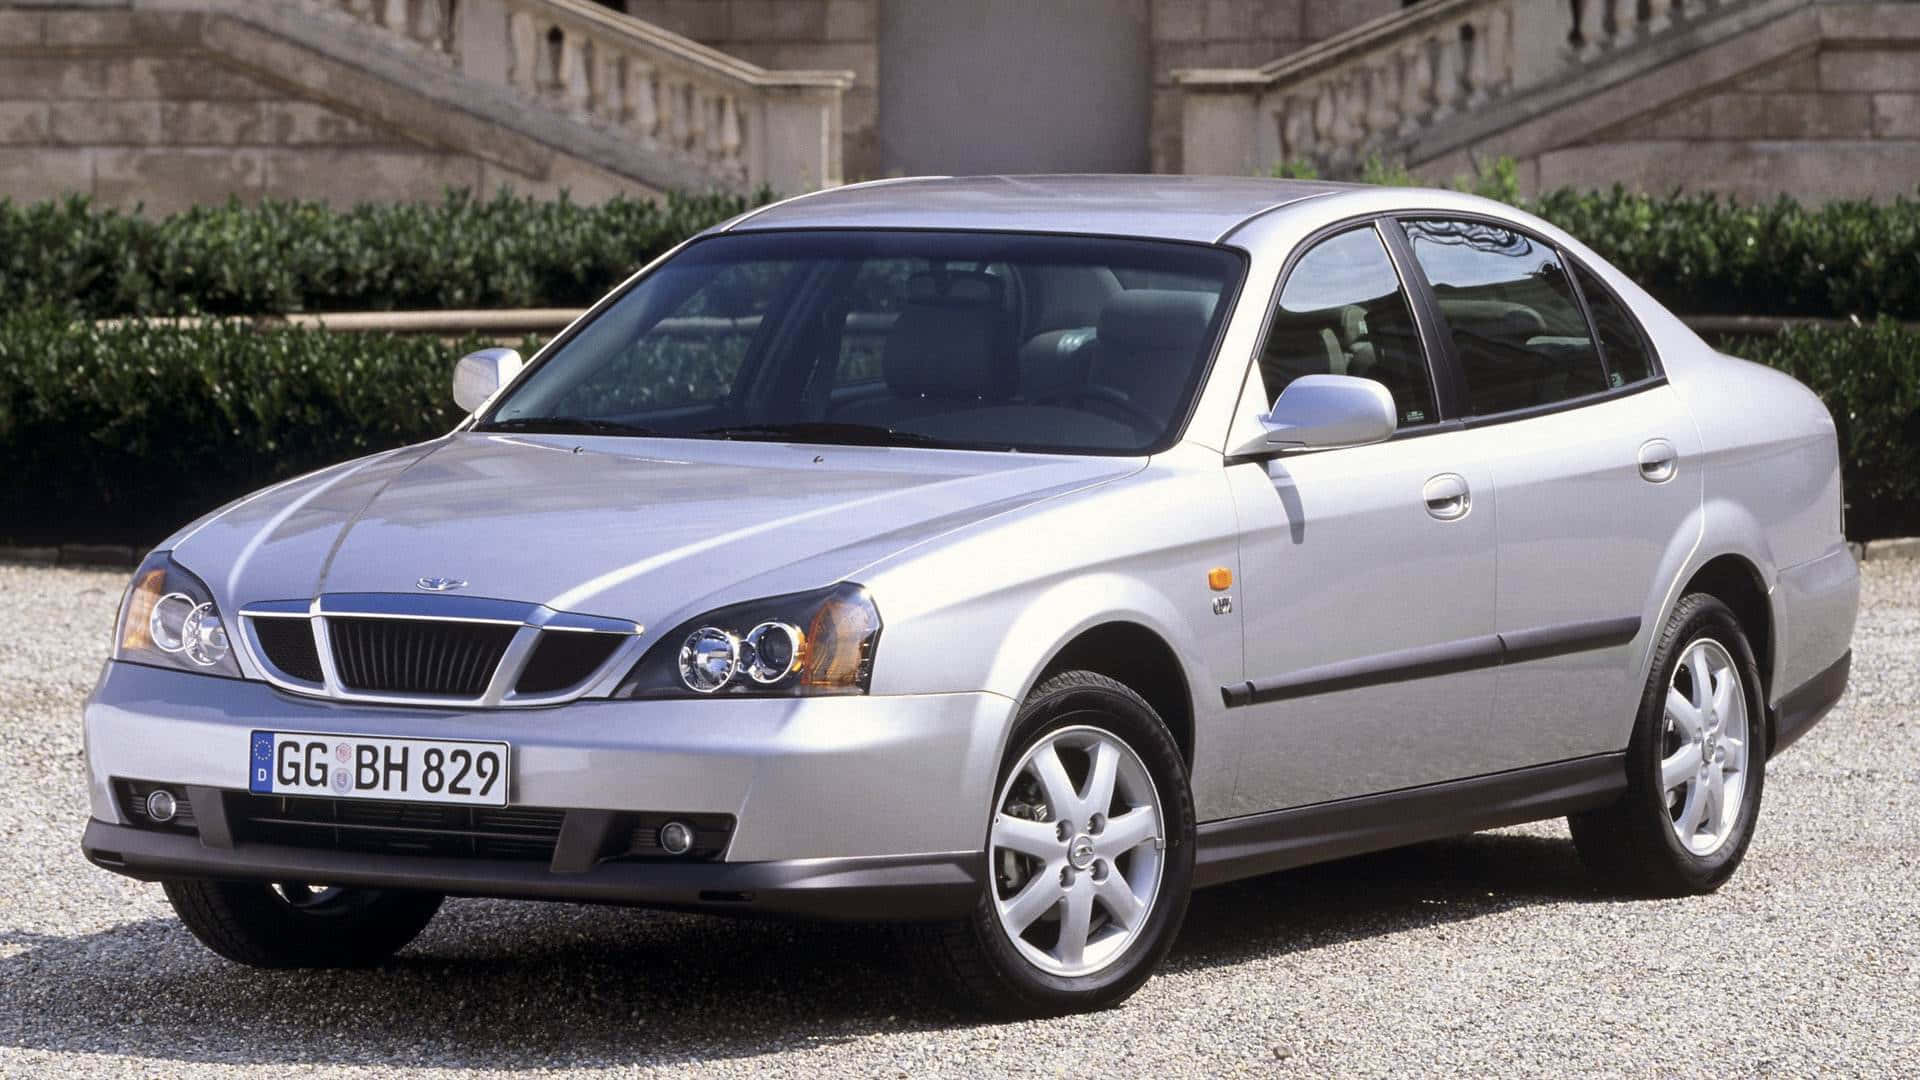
[620,583,881,698]
[113,552,240,678]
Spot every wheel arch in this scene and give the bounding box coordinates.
[1677,552,1777,746]
[1031,621,1196,770]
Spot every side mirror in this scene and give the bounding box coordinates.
[452,347,524,413]
[1230,373,1397,456]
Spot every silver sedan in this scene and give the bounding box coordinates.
[82,176,1858,1017]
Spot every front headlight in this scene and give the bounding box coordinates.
[616,583,881,698]
[112,552,240,678]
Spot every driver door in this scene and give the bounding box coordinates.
[1223,223,1502,815]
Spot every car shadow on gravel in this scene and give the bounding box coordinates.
[0,831,1605,1068]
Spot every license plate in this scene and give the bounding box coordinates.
[248,732,509,806]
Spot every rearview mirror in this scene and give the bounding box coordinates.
[1230,373,1397,456]
[453,347,524,413]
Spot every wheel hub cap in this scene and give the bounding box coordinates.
[1068,835,1096,870]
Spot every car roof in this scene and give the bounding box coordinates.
[720,174,1363,245]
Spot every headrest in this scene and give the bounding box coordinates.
[1096,289,1218,354]
[883,271,1016,400]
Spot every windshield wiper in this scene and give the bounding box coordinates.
[695,422,940,447]
[474,416,663,437]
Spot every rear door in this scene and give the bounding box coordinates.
[1396,217,1703,765]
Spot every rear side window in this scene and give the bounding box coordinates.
[1258,225,1436,428]
[1571,262,1658,387]
[1401,218,1608,416]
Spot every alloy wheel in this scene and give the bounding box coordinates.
[988,724,1166,978]
[1660,638,1750,856]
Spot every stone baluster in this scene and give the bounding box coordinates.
[1366,59,1399,140]
[1430,25,1464,122]
[413,0,446,52]
[1311,83,1336,166]
[1577,0,1606,58]
[591,45,621,124]
[1397,40,1431,136]
[1647,0,1675,34]
[1483,5,1510,96]
[1464,15,1491,107]
[668,80,690,152]
[626,59,659,145]
[507,9,538,93]
[695,87,718,155]
[719,95,743,178]
[380,0,407,32]
[1279,95,1312,163]
[1609,0,1638,44]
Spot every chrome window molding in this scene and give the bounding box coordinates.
[235,594,643,709]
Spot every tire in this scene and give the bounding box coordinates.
[1569,593,1767,897]
[903,670,1196,1017]
[162,879,443,968]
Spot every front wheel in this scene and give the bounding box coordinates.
[1569,593,1767,896]
[904,671,1196,1017]
[163,879,443,968]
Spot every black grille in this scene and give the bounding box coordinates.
[328,617,516,696]
[514,631,625,695]
[251,616,322,683]
[230,794,564,861]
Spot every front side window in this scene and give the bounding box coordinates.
[1401,218,1608,416]
[480,231,1243,455]
[1258,225,1436,428]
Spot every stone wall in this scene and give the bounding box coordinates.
[0,4,655,213]
[1148,0,1398,173]
[1550,15,1920,201]
[620,0,881,177]
[622,0,1401,178]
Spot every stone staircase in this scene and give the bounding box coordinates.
[1173,0,1920,201]
[0,0,850,210]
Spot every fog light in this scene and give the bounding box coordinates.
[145,789,178,823]
[659,820,694,855]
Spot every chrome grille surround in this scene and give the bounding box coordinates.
[237,593,642,708]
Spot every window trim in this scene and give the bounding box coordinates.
[1391,211,1665,427]
[1562,250,1666,386]
[1241,214,1451,435]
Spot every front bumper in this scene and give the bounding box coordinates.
[83,661,1010,915]
[82,817,981,919]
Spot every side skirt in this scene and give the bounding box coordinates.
[1192,753,1626,889]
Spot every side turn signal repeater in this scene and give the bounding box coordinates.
[1208,567,1233,591]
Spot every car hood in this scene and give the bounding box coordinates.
[173,432,1139,624]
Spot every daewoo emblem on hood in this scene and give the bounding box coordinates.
[415,577,468,592]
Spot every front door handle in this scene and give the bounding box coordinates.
[1423,472,1471,521]
[1638,438,1678,483]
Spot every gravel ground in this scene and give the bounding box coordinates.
[1,561,1915,1079]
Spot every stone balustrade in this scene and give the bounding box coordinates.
[321,0,851,193]
[1175,0,1749,176]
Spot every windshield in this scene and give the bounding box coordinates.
[477,230,1244,454]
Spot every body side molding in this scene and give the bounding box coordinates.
[1192,753,1626,888]
[1221,616,1642,707]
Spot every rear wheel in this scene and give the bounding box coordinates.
[163,879,442,968]
[904,671,1195,1017]
[1569,593,1767,896]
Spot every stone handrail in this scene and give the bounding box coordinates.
[1174,0,1741,174]
[320,0,852,193]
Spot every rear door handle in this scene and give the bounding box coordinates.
[1423,472,1471,521]
[1638,438,1678,483]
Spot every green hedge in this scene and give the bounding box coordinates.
[5,184,1919,320]
[0,309,540,544]
[1532,188,1920,320]
[1724,318,1920,540]
[0,189,766,318]
[2,310,1914,545]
